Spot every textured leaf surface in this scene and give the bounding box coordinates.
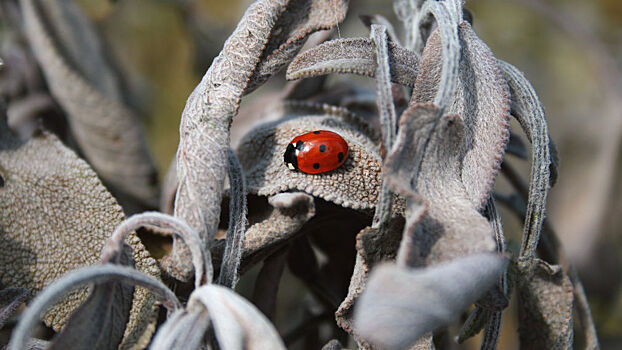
[49,255,134,350]
[237,102,383,210]
[353,254,506,349]
[385,103,496,266]
[188,284,286,350]
[170,0,289,281]
[214,192,315,273]
[335,218,404,344]
[20,0,159,208]
[0,125,159,346]
[412,23,510,210]
[287,38,419,87]
[246,0,348,93]
[517,262,573,350]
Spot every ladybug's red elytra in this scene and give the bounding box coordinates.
[284,130,349,174]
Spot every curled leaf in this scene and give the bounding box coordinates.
[214,191,315,273]
[412,23,511,209]
[287,38,419,87]
[237,102,383,210]
[20,0,159,208]
[385,103,496,266]
[188,284,286,350]
[8,264,181,350]
[353,253,506,350]
[246,0,348,93]
[171,0,290,281]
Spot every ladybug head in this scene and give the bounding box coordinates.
[283,142,299,170]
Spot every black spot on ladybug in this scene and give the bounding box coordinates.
[313,163,320,169]
[313,131,320,134]
[338,152,344,162]
[296,140,305,150]
[319,144,327,152]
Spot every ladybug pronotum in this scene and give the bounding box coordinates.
[283,130,349,174]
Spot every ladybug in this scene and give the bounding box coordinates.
[284,130,349,174]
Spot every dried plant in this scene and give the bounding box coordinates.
[0,0,606,349]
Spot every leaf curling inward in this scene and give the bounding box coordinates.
[412,22,511,210]
[245,0,349,94]
[0,130,160,347]
[353,253,507,350]
[385,103,496,267]
[213,192,316,274]
[188,284,286,350]
[287,38,419,88]
[236,101,386,210]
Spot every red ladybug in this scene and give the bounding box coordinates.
[284,130,349,174]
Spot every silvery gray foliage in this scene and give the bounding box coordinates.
[151,284,286,350]
[8,265,181,350]
[0,0,602,348]
[353,254,507,350]
[170,0,348,282]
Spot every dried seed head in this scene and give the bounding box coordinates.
[237,102,383,210]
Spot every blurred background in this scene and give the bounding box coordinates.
[65,0,622,348]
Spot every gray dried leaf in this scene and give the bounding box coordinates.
[287,38,419,88]
[20,0,159,208]
[188,284,286,350]
[497,60,551,271]
[321,339,345,350]
[353,253,506,350]
[385,103,496,266]
[336,218,404,344]
[218,150,247,288]
[412,23,510,210]
[0,287,28,329]
[237,102,382,210]
[150,309,210,350]
[0,124,160,346]
[8,264,181,350]
[48,254,134,350]
[215,191,315,273]
[245,0,348,93]
[370,24,398,230]
[171,0,290,281]
[517,261,573,350]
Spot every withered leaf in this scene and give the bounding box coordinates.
[9,264,180,350]
[385,103,496,266]
[287,38,419,87]
[245,0,348,93]
[412,22,510,210]
[171,0,290,281]
[353,254,506,350]
[48,251,134,350]
[0,287,28,329]
[188,284,286,350]
[0,124,160,346]
[214,192,316,273]
[149,309,209,350]
[335,218,404,345]
[517,261,573,350]
[20,0,159,208]
[237,102,383,210]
